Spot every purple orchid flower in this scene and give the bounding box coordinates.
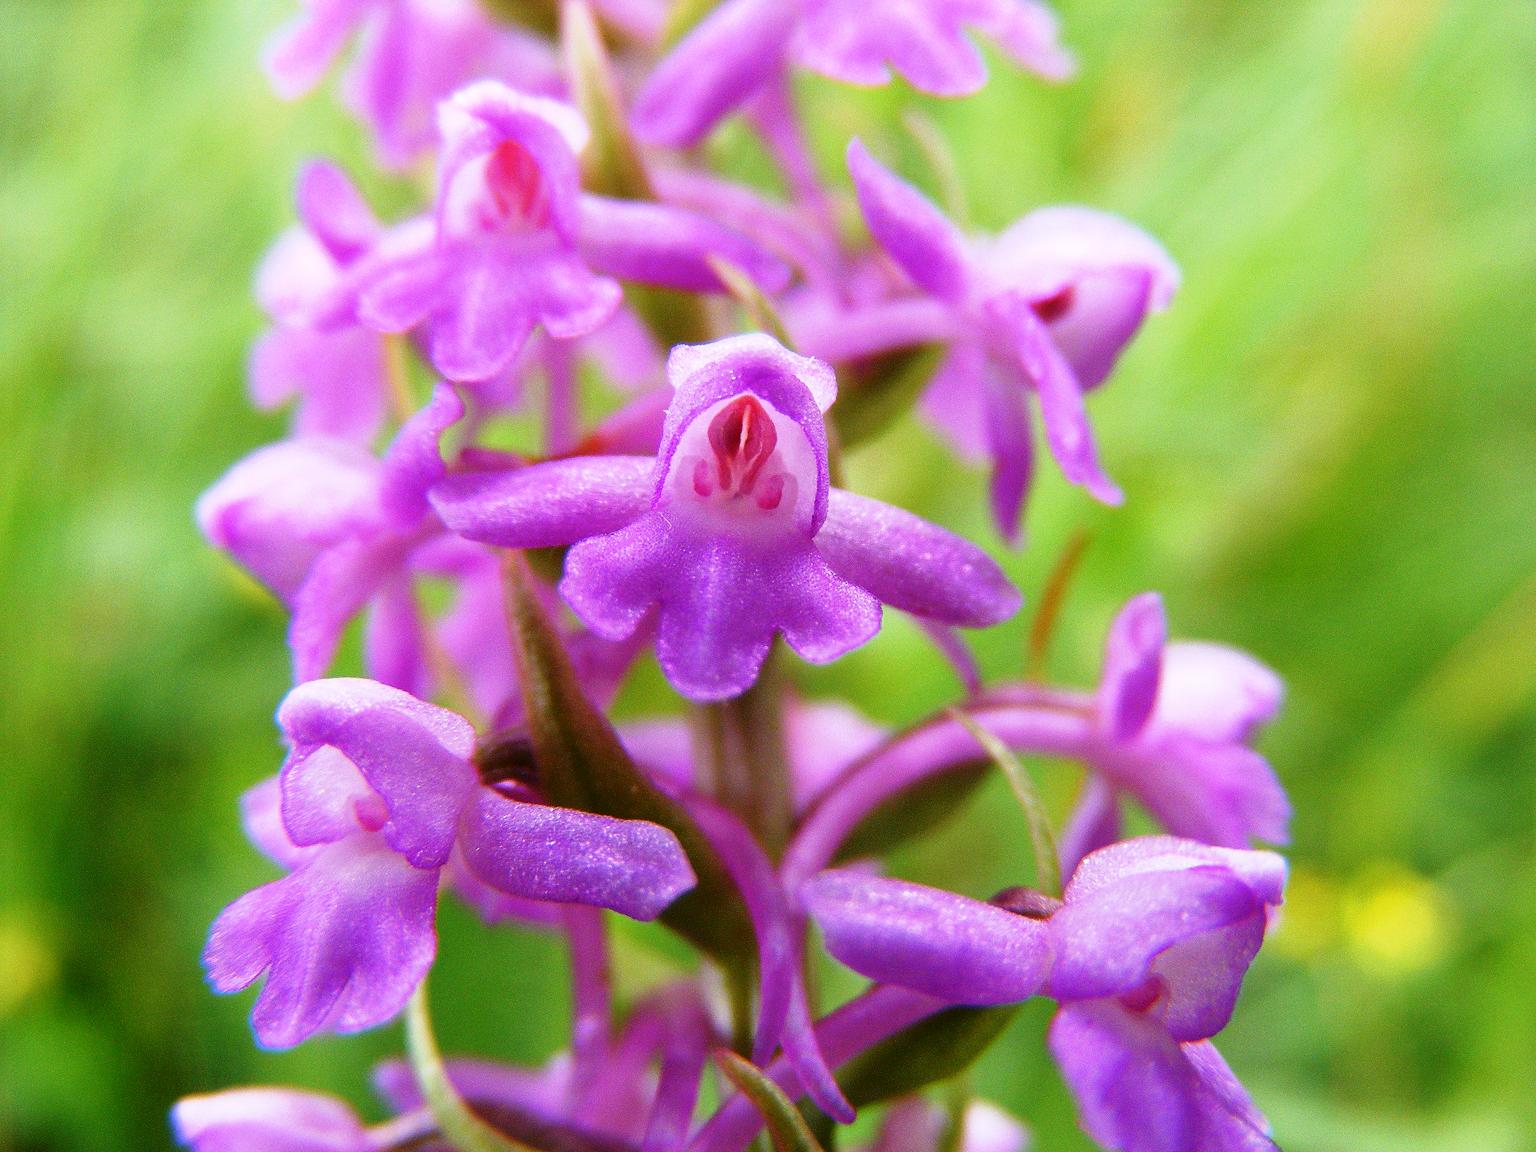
[803,836,1285,1152]
[793,141,1179,540]
[780,593,1287,902]
[432,334,1021,701]
[634,0,1073,149]
[1057,592,1289,871]
[263,0,561,169]
[199,384,480,694]
[352,81,790,386]
[250,159,420,445]
[204,678,697,1048]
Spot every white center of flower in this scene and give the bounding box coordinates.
[665,392,817,535]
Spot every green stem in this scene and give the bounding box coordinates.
[949,709,1062,896]
[691,647,794,860]
[405,983,533,1152]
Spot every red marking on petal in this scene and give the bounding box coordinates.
[485,140,549,229]
[707,393,778,496]
[755,473,785,510]
[692,457,715,497]
[1032,284,1075,324]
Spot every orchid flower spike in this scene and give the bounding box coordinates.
[634,0,1073,148]
[204,678,695,1048]
[433,334,1021,700]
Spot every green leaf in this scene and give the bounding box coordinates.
[949,709,1060,896]
[833,1005,1019,1110]
[503,552,755,973]
[828,345,945,450]
[714,1049,829,1152]
[831,761,990,864]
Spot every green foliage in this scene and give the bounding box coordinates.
[1,3,1533,1151]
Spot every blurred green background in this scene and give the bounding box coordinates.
[2,1,1534,1149]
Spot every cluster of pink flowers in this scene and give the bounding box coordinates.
[181,3,1290,1151]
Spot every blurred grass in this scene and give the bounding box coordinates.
[1,1,1533,1150]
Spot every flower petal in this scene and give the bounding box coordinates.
[459,788,696,921]
[431,455,654,548]
[1098,593,1166,742]
[1049,1001,1198,1152]
[817,488,1021,627]
[803,870,1050,1004]
[278,678,477,868]
[204,836,439,1049]
[847,138,971,304]
[296,159,379,264]
[988,292,1121,504]
[632,0,794,148]
[196,439,383,603]
[1049,865,1264,1015]
[578,195,791,295]
[172,1087,366,1152]
[1151,642,1284,746]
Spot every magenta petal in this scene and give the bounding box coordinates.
[364,578,431,698]
[1067,838,1287,909]
[1098,593,1166,741]
[240,776,319,871]
[1048,868,1264,1034]
[288,532,414,683]
[847,139,971,304]
[1044,265,1154,390]
[960,0,1074,81]
[1115,740,1291,850]
[204,836,439,1049]
[684,798,796,1064]
[296,159,379,264]
[818,488,1021,627]
[1152,642,1284,746]
[280,744,382,849]
[459,789,695,921]
[578,195,791,295]
[379,383,464,525]
[990,293,1122,504]
[356,251,447,335]
[263,0,372,99]
[565,519,880,701]
[429,252,540,383]
[432,455,654,548]
[278,678,476,868]
[1058,777,1122,881]
[631,0,794,148]
[249,324,389,444]
[1050,1002,1276,1152]
[1049,1001,1198,1152]
[981,370,1035,545]
[798,0,985,94]
[196,439,383,603]
[172,1087,367,1152]
[803,871,1050,1004]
